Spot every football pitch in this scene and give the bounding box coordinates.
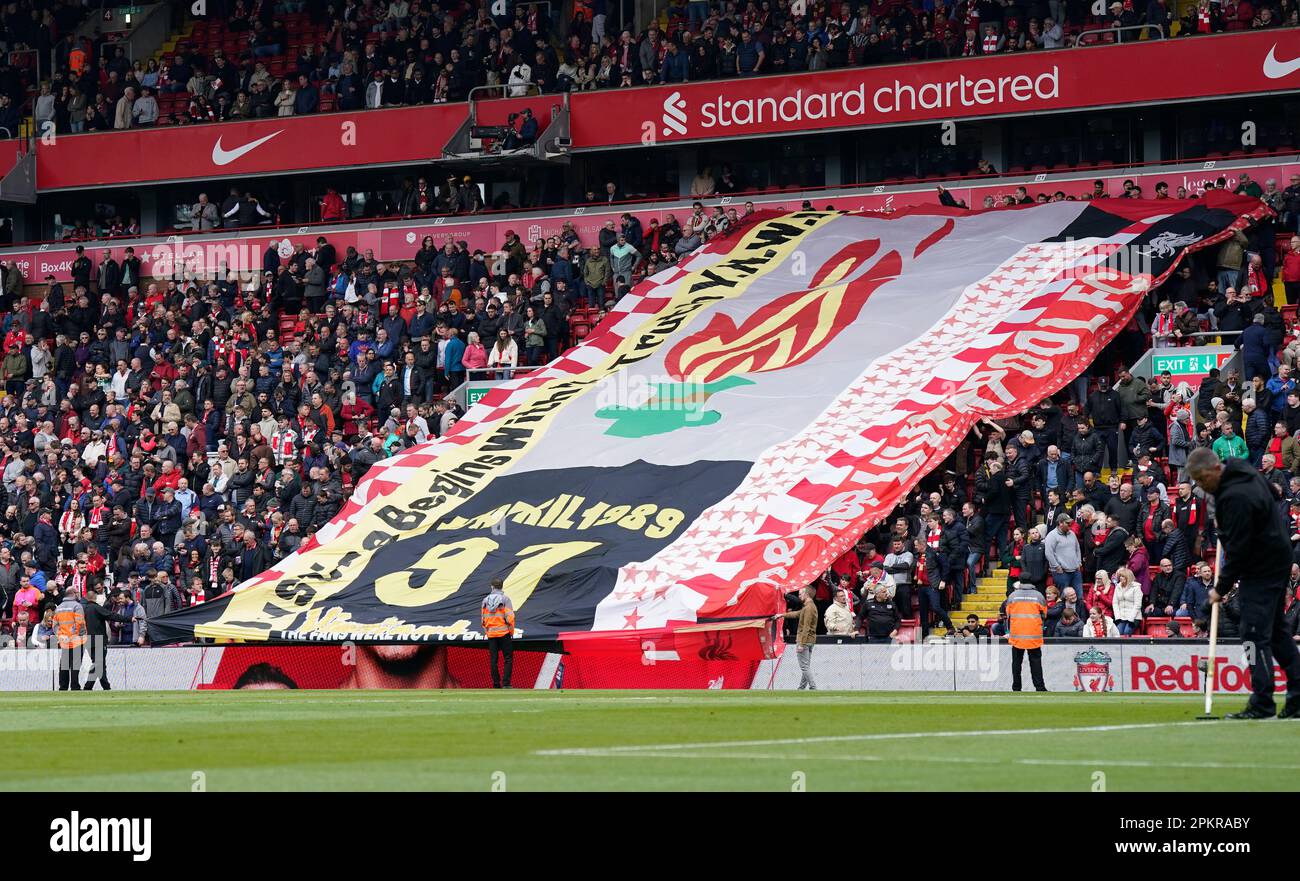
[4,691,1296,792]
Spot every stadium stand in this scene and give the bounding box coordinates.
[0,0,1295,654]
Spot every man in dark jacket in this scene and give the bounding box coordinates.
[1034,445,1074,501]
[1072,422,1104,486]
[1104,481,1141,536]
[1079,468,1109,511]
[139,572,183,643]
[1087,376,1122,470]
[152,488,182,548]
[1243,398,1271,466]
[974,458,1012,559]
[1187,448,1300,718]
[1095,515,1131,575]
[855,585,901,641]
[287,482,317,526]
[1018,526,1048,592]
[938,508,969,596]
[1003,444,1032,530]
[1159,518,1190,572]
[1127,414,1165,461]
[1148,557,1187,617]
[32,511,58,577]
[962,501,986,590]
[81,584,134,690]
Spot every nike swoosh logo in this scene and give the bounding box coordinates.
[1263,45,1300,79]
[211,130,284,166]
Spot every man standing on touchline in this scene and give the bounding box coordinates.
[1187,447,1300,718]
[481,578,516,689]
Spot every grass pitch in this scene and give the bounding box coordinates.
[3,691,1295,791]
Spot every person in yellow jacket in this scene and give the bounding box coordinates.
[53,590,88,692]
[1004,580,1048,692]
[481,579,516,689]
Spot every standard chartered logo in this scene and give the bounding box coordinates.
[661,91,688,136]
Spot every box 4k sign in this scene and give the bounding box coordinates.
[1150,347,1234,381]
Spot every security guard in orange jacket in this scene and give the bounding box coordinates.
[1005,580,1048,692]
[481,579,516,689]
[53,590,88,692]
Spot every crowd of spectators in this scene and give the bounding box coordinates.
[29,0,1300,138]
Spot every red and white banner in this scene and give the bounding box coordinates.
[146,193,1265,647]
[570,31,1300,148]
[8,159,1294,285]
[35,104,465,190]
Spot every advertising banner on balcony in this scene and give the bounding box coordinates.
[570,31,1300,148]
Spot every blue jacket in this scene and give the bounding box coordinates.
[660,49,689,83]
[444,336,466,373]
[1176,576,1209,614]
[1240,323,1271,374]
[1267,376,1296,415]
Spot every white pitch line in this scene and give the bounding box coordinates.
[533,720,1228,757]
[534,750,1300,773]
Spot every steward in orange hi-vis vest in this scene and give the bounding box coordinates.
[482,590,515,638]
[482,580,516,688]
[54,597,87,650]
[1005,582,1048,692]
[54,594,88,692]
[1006,584,1046,649]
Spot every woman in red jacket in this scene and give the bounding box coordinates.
[1086,569,1116,620]
[1283,235,1300,306]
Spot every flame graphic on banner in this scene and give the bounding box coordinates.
[666,238,908,383]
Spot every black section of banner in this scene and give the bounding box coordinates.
[149,459,751,643]
[1044,200,1246,281]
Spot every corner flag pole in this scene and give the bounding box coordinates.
[1198,539,1224,720]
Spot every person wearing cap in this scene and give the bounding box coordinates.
[856,583,900,642]
[1044,513,1082,595]
[501,230,526,276]
[848,563,890,626]
[481,578,516,688]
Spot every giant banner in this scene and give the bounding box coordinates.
[149,193,1267,647]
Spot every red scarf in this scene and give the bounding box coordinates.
[59,511,84,536]
[1091,617,1106,638]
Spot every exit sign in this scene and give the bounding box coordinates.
[1150,349,1233,378]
